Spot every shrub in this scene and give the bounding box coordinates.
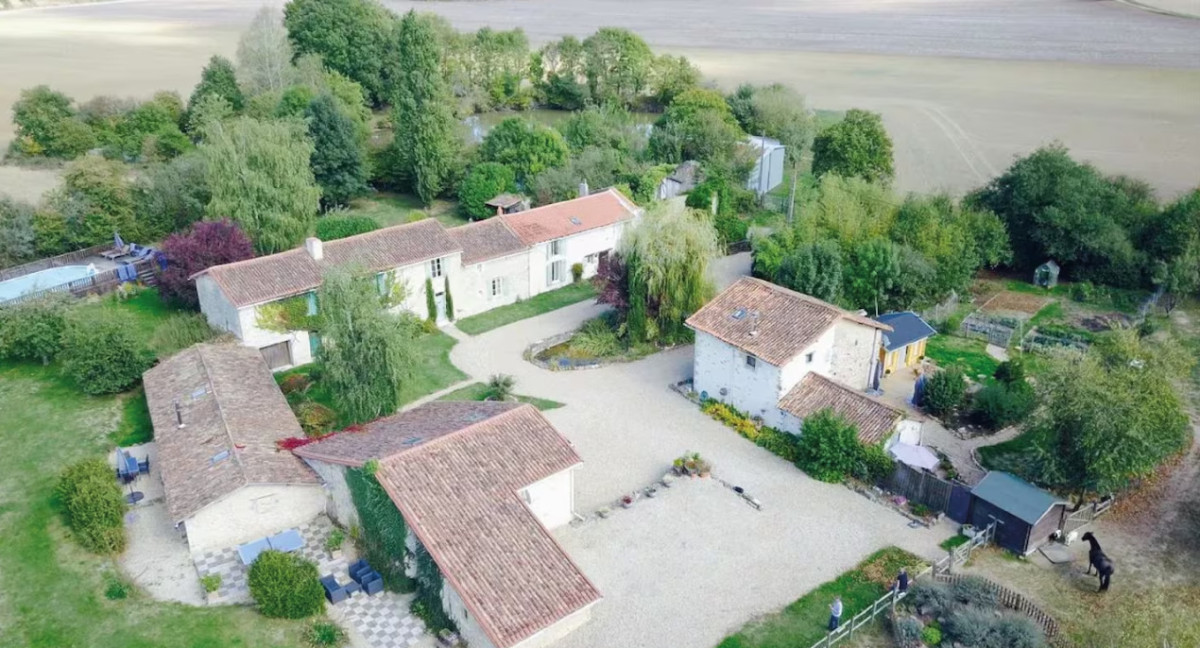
[0,295,70,364]
[923,367,966,417]
[247,550,325,619]
[55,458,126,554]
[458,162,517,220]
[104,575,131,600]
[157,219,255,308]
[909,580,954,616]
[315,215,379,241]
[972,380,1036,429]
[952,575,998,608]
[571,317,623,357]
[992,359,1027,384]
[571,262,584,283]
[755,426,801,463]
[795,409,862,482]
[714,214,749,249]
[279,373,312,395]
[149,312,218,358]
[295,401,337,437]
[891,615,923,648]
[985,614,1045,648]
[485,373,516,401]
[855,442,896,483]
[943,607,996,646]
[306,621,348,648]
[921,623,943,646]
[59,313,156,395]
[201,573,222,593]
[324,529,345,553]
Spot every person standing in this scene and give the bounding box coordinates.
[828,596,843,632]
[896,567,909,595]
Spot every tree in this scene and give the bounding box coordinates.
[582,28,654,107]
[387,11,459,204]
[237,6,294,96]
[283,0,396,105]
[247,550,325,619]
[55,459,126,554]
[319,269,416,424]
[531,36,588,110]
[201,116,320,254]
[59,312,155,395]
[559,105,645,154]
[923,367,966,417]
[11,86,95,158]
[1029,331,1191,500]
[794,409,863,483]
[305,94,367,207]
[42,156,139,249]
[157,220,255,308]
[811,109,894,184]
[133,152,211,240]
[0,295,69,364]
[464,27,531,110]
[648,88,745,165]
[315,215,379,241]
[185,56,245,132]
[458,162,516,220]
[776,239,843,303]
[114,96,187,160]
[531,147,627,205]
[650,55,701,108]
[843,238,901,315]
[477,118,569,185]
[0,195,36,268]
[620,203,719,344]
[972,380,1036,430]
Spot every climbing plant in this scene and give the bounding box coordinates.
[256,293,321,333]
[345,461,413,592]
[411,537,456,634]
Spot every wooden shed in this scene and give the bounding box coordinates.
[969,471,1067,556]
[1034,260,1060,289]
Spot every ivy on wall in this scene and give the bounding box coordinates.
[345,461,413,593]
[411,537,457,634]
[256,293,321,333]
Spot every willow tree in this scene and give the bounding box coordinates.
[319,269,416,424]
[201,116,320,254]
[621,203,719,344]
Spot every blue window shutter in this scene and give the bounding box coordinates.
[306,292,317,316]
[309,332,322,357]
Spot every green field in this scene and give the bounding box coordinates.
[348,191,467,230]
[925,334,1000,379]
[455,282,598,335]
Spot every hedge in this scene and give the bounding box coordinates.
[701,400,800,462]
[345,464,413,592]
[56,458,126,554]
[247,550,325,619]
[58,313,155,395]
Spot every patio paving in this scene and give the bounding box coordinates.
[334,591,431,648]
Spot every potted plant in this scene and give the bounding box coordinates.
[620,494,634,508]
[325,528,345,560]
[201,573,222,604]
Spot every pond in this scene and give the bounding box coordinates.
[462,108,658,144]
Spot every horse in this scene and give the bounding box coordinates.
[1081,532,1114,591]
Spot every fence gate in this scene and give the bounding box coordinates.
[946,483,972,523]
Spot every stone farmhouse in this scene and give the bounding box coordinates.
[295,401,601,648]
[686,277,908,445]
[193,189,642,370]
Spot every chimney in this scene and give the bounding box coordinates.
[578,180,589,198]
[304,236,324,261]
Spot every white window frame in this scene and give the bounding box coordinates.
[548,239,564,258]
[489,277,504,298]
[429,257,444,279]
[549,259,566,285]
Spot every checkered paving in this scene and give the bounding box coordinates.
[341,592,427,648]
[193,517,345,603]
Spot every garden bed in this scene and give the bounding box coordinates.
[436,382,563,411]
[526,316,664,371]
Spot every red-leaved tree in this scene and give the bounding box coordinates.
[157,219,254,308]
[592,253,629,314]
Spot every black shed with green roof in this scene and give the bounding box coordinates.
[969,471,1068,555]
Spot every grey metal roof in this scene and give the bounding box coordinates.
[971,471,1065,525]
[875,311,937,352]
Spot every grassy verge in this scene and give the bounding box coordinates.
[716,547,927,648]
[455,282,597,335]
[109,388,152,446]
[925,334,1000,379]
[939,534,970,552]
[437,382,564,411]
[975,428,1046,478]
[348,191,466,229]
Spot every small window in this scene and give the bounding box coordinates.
[490,277,503,298]
[306,292,318,316]
[549,239,564,257]
[429,257,444,279]
[585,253,598,264]
[805,352,815,363]
[549,260,566,284]
[746,354,757,369]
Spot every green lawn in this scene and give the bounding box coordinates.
[0,293,308,647]
[437,382,563,411]
[716,547,927,648]
[925,334,1000,379]
[348,191,467,230]
[455,282,598,335]
[976,427,1045,474]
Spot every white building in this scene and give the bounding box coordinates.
[142,344,323,554]
[746,135,786,198]
[295,401,601,648]
[686,277,906,445]
[193,189,641,371]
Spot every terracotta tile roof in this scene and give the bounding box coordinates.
[500,188,640,246]
[447,218,527,265]
[299,402,600,648]
[293,401,525,466]
[778,373,903,444]
[143,344,317,523]
[486,193,526,208]
[193,219,461,308]
[686,277,890,366]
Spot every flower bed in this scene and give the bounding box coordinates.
[700,401,801,463]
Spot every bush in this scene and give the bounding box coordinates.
[306,621,348,648]
[795,409,863,482]
[571,317,623,357]
[923,367,966,417]
[985,614,1045,648]
[571,262,584,283]
[104,575,131,600]
[201,573,222,593]
[714,214,749,249]
[943,607,996,647]
[484,373,516,401]
[55,458,126,554]
[149,312,218,358]
[247,550,325,619]
[0,295,70,364]
[755,425,801,463]
[295,401,337,437]
[279,373,312,396]
[315,215,379,241]
[992,359,1027,384]
[458,162,516,220]
[892,615,923,648]
[909,580,954,617]
[59,313,155,395]
[951,575,998,608]
[921,623,943,646]
[971,380,1036,430]
[855,442,896,483]
[157,219,255,308]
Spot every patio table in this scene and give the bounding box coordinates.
[125,455,139,477]
[237,537,271,565]
[267,529,304,553]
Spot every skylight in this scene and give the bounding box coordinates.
[569,217,582,226]
[731,308,747,320]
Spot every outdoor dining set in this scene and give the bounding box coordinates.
[321,559,384,604]
[115,447,150,503]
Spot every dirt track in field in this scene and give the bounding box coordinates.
[0,0,1197,201]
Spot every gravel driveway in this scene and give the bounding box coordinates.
[448,254,950,648]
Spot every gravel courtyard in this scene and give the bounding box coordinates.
[446,254,950,648]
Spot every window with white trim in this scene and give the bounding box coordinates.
[548,239,564,257]
[549,260,566,284]
[489,277,504,298]
[429,257,443,279]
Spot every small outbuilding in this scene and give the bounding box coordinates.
[656,160,701,200]
[1034,260,1060,289]
[745,135,786,197]
[485,193,529,216]
[875,311,936,375]
[968,471,1068,556]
